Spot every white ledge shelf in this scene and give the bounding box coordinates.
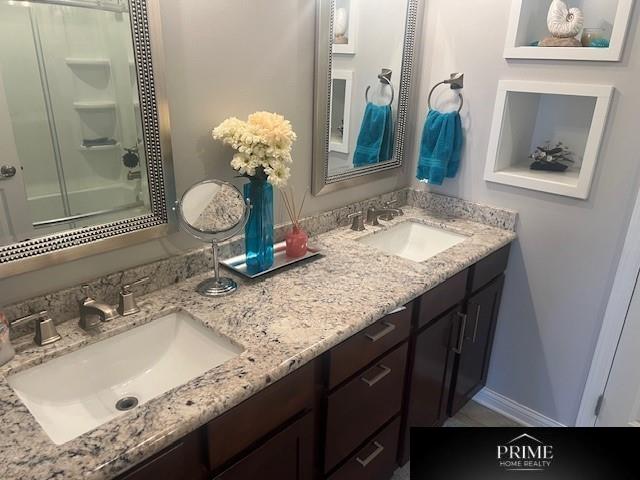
[79,143,120,152]
[73,101,117,110]
[484,80,614,200]
[504,0,634,61]
[65,58,111,67]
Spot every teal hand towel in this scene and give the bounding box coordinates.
[416,110,463,185]
[353,103,394,167]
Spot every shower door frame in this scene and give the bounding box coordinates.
[0,0,176,277]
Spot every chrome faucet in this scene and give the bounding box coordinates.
[78,286,118,331]
[366,201,405,226]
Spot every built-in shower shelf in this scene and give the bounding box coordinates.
[65,58,111,67]
[79,143,121,152]
[73,101,117,110]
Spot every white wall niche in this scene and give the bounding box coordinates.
[504,0,634,61]
[485,80,613,200]
[329,70,353,154]
[333,0,357,55]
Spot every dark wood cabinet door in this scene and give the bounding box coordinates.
[398,307,459,465]
[116,431,206,480]
[449,274,505,416]
[214,412,314,480]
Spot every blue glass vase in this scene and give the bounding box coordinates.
[244,175,274,274]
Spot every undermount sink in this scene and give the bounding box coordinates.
[358,221,467,262]
[8,311,243,445]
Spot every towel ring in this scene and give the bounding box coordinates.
[365,68,395,106]
[365,83,395,106]
[428,73,464,114]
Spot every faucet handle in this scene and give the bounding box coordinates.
[80,285,94,303]
[11,311,61,346]
[121,276,149,295]
[384,200,404,215]
[347,211,366,232]
[118,276,149,316]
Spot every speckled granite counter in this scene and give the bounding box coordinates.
[0,205,516,480]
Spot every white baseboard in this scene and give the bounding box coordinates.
[473,388,565,427]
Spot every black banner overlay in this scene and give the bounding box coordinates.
[410,428,639,479]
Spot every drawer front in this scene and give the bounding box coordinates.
[117,430,206,480]
[328,304,412,389]
[207,361,315,470]
[328,418,401,480]
[418,270,468,328]
[325,343,408,472]
[470,244,511,293]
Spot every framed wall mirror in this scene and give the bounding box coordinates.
[312,0,420,195]
[0,0,174,277]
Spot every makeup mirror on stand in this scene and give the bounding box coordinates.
[176,180,250,297]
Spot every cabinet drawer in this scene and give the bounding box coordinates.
[117,430,206,480]
[207,361,315,470]
[418,270,468,328]
[328,418,401,480]
[328,304,412,389]
[470,244,510,293]
[214,412,314,480]
[325,343,408,472]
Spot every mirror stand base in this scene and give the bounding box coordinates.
[197,277,238,297]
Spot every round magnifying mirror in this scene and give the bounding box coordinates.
[176,180,250,297]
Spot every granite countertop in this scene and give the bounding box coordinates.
[0,206,516,480]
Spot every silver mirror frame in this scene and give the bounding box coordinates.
[0,0,176,278]
[175,180,251,298]
[312,0,421,196]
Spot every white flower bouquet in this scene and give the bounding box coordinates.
[212,112,297,188]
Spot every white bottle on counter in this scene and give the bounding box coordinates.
[0,312,15,366]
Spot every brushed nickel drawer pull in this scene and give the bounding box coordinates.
[356,441,385,467]
[472,305,481,343]
[361,365,392,387]
[453,312,467,354]
[365,322,396,342]
[389,306,407,315]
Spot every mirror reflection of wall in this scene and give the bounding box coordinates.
[328,0,409,177]
[0,0,150,246]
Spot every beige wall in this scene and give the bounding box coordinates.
[408,0,640,425]
[0,0,408,303]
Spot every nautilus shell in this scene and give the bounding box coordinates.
[547,0,584,38]
[335,8,348,37]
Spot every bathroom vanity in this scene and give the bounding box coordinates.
[0,198,516,480]
[114,245,510,480]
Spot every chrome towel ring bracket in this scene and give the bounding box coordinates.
[428,72,464,113]
[365,68,395,106]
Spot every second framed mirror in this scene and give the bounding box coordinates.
[312,0,420,195]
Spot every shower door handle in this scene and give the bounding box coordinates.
[0,165,17,179]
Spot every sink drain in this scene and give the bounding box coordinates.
[115,396,139,411]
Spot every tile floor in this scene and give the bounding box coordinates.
[391,401,522,479]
